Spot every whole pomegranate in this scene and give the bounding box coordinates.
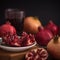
[23,16,42,34]
[25,48,48,60]
[47,35,60,59]
[35,26,53,46]
[45,20,58,36]
[0,21,16,37]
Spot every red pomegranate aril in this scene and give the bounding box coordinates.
[20,32,35,46]
[29,34,35,43]
[2,31,35,47]
[28,53,33,57]
[2,32,21,47]
[10,42,21,47]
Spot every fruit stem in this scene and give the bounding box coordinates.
[54,35,59,43]
[34,16,38,19]
[6,21,11,25]
[38,26,44,31]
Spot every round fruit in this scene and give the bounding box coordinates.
[25,48,48,60]
[23,16,42,34]
[0,21,16,37]
[45,20,58,36]
[35,26,53,46]
[47,35,60,59]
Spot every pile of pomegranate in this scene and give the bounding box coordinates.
[1,31,35,47]
[35,20,59,46]
[0,21,35,47]
[23,16,59,46]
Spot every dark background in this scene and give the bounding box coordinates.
[0,0,60,26]
[0,1,60,60]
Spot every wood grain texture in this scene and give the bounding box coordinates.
[0,45,39,60]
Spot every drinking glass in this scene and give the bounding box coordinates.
[5,8,25,35]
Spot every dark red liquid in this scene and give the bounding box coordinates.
[6,18,24,35]
[5,9,25,35]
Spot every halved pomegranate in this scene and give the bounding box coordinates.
[2,32,21,47]
[25,48,48,60]
[20,32,35,46]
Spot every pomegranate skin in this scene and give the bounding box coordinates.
[45,20,58,36]
[0,21,16,37]
[35,26,53,46]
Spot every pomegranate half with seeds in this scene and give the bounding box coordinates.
[2,32,21,47]
[20,32,35,47]
[1,32,35,47]
[25,48,48,60]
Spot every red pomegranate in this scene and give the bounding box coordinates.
[20,32,35,46]
[2,33,21,47]
[2,32,35,47]
[35,26,53,46]
[0,21,16,37]
[45,20,58,36]
[25,48,48,60]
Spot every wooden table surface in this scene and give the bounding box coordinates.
[0,44,55,60]
[0,45,39,60]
